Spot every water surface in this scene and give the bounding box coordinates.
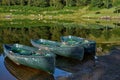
[0,20,120,80]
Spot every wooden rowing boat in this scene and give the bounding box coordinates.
[3,44,55,74]
[31,39,84,60]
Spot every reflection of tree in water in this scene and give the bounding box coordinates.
[113,22,120,26]
[50,24,64,41]
[103,27,112,41]
[0,25,119,53]
[97,43,114,56]
[63,27,75,35]
[112,28,120,36]
[75,28,90,38]
[90,29,102,38]
[31,26,50,39]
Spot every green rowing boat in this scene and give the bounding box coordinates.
[31,39,84,60]
[61,35,96,55]
[3,44,55,74]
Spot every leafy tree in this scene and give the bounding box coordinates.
[76,0,82,6]
[76,0,91,6]
[20,0,24,6]
[32,0,48,7]
[2,0,10,6]
[90,29,102,38]
[50,0,55,7]
[103,0,112,8]
[65,0,76,7]
[103,29,111,41]
[50,24,63,41]
[91,0,104,8]
[82,0,91,6]
[27,0,32,6]
[112,0,120,6]
[55,0,64,9]
[50,0,64,9]
[10,0,15,5]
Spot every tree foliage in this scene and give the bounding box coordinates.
[0,0,119,9]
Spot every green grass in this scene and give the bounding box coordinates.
[0,6,56,15]
[81,7,120,19]
[0,6,119,23]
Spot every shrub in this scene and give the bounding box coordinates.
[113,8,120,13]
[95,11,101,14]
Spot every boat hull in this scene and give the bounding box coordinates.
[31,39,84,60]
[61,35,96,55]
[3,44,55,74]
[53,46,84,60]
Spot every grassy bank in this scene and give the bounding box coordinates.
[82,7,120,19]
[0,6,119,22]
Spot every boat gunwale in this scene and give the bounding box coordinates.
[31,39,84,48]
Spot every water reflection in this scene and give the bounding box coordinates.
[55,49,96,73]
[54,68,72,80]
[0,20,120,79]
[96,43,119,56]
[0,26,119,54]
[56,56,82,73]
[0,55,16,80]
[4,57,54,80]
[0,54,74,80]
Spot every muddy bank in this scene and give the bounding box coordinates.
[73,47,120,80]
[57,47,120,80]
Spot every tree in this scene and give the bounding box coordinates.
[91,0,104,8]
[50,0,55,7]
[20,0,24,6]
[2,0,10,6]
[50,0,64,9]
[85,0,91,5]
[103,28,111,41]
[65,0,75,7]
[50,24,63,41]
[27,0,33,6]
[76,0,91,6]
[76,0,82,6]
[103,0,112,8]
[10,0,15,5]
[32,0,48,7]
[55,0,64,9]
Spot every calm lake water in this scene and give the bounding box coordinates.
[0,19,120,80]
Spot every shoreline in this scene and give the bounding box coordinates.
[0,6,119,22]
[0,46,120,80]
[65,46,120,80]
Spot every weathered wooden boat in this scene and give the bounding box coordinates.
[3,44,55,74]
[4,57,54,80]
[31,39,84,60]
[61,35,96,55]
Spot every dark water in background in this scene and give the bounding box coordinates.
[0,20,120,80]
